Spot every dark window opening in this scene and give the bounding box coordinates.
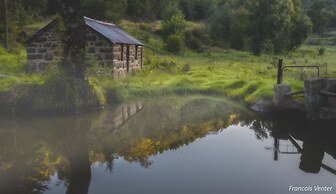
[121,45,124,61]
[140,47,143,68]
[126,45,130,72]
[135,45,138,60]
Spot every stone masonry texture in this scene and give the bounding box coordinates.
[26,26,143,79]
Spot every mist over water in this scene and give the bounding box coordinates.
[0,96,335,194]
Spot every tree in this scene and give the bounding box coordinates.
[288,0,313,50]
[83,0,127,22]
[56,0,86,78]
[125,0,169,21]
[3,0,8,49]
[180,0,215,21]
[208,0,249,49]
[247,0,312,55]
[208,0,311,55]
[161,2,186,39]
[307,0,329,34]
[161,2,186,53]
[20,0,48,15]
[248,0,290,54]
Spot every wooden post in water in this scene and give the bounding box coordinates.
[274,138,279,161]
[277,59,283,84]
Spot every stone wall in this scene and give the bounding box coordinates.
[274,78,336,120]
[86,29,114,67]
[25,26,62,72]
[112,44,143,79]
[26,26,143,79]
[305,78,336,120]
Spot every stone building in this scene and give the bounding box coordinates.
[25,16,144,78]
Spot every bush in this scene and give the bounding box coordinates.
[318,47,326,56]
[166,34,184,54]
[0,47,27,74]
[5,72,104,113]
[162,14,186,40]
[185,28,209,51]
[182,64,190,73]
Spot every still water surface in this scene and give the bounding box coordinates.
[0,96,335,194]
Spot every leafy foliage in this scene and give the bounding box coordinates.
[162,14,186,40]
[180,0,215,20]
[166,34,184,53]
[83,0,127,22]
[161,2,186,53]
[208,0,312,55]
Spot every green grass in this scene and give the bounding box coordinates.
[1,20,336,112]
[93,29,336,104]
[94,47,322,104]
[94,53,264,103]
[0,47,27,75]
[105,21,336,104]
[0,75,44,92]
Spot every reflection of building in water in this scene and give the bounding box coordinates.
[97,101,143,133]
[1,97,248,194]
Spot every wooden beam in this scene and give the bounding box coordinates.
[319,91,336,98]
[285,90,305,97]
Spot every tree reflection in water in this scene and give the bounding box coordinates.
[0,96,335,194]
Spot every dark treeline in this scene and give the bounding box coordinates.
[303,0,336,33]
[1,0,336,55]
[0,0,333,27]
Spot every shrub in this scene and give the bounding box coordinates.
[0,47,27,74]
[318,47,325,56]
[162,14,186,40]
[166,34,184,54]
[5,72,103,113]
[185,30,203,51]
[182,64,190,73]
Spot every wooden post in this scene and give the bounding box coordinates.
[274,138,279,161]
[277,59,283,84]
[140,47,143,68]
[126,45,130,72]
[4,0,8,49]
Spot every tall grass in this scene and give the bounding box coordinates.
[95,39,336,104]
[0,47,27,75]
[1,20,336,111]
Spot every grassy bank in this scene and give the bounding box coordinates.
[93,44,336,104]
[0,20,336,113]
[93,20,336,104]
[1,45,335,113]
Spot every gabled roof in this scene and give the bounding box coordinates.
[26,16,144,46]
[84,17,143,46]
[25,19,59,44]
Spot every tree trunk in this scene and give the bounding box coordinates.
[4,0,8,49]
[66,144,91,194]
[56,0,86,78]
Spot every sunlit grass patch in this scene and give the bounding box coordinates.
[0,75,44,92]
[0,47,27,74]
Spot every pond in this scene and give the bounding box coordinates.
[0,95,335,194]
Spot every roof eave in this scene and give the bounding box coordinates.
[25,16,145,47]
